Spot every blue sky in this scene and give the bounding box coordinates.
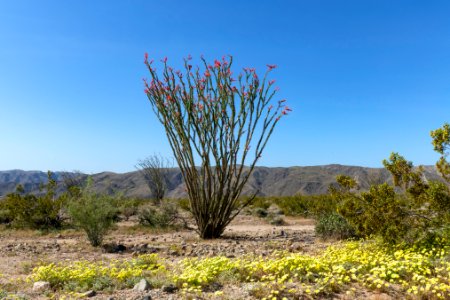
[0,0,449,173]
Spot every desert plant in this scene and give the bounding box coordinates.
[139,200,179,228]
[315,212,356,240]
[253,207,268,218]
[177,198,191,212]
[273,195,310,217]
[144,55,290,238]
[271,194,337,217]
[431,123,450,182]
[337,149,450,245]
[68,178,118,247]
[60,170,86,198]
[268,214,285,226]
[117,198,145,221]
[2,172,66,229]
[250,197,271,210]
[0,208,11,224]
[136,154,173,204]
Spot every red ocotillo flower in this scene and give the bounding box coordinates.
[267,64,277,70]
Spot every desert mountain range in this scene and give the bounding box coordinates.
[0,165,444,199]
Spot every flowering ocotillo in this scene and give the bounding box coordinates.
[143,54,291,238]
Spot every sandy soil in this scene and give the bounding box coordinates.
[0,215,390,299]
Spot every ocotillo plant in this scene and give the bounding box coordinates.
[143,54,290,238]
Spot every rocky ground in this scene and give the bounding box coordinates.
[0,215,391,300]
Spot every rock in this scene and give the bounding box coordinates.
[142,296,152,300]
[33,281,50,292]
[103,243,127,253]
[81,290,96,297]
[290,242,303,252]
[133,279,152,291]
[162,284,178,293]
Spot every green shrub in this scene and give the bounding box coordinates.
[268,214,285,226]
[177,198,191,212]
[1,172,66,230]
[253,207,268,218]
[250,197,271,210]
[68,178,118,247]
[272,194,337,217]
[336,170,450,245]
[273,196,309,216]
[0,207,12,224]
[118,198,145,221]
[315,212,356,240]
[139,200,179,228]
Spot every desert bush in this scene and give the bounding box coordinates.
[273,195,309,216]
[271,194,337,218]
[118,198,145,221]
[139,200,179,228]
[268,215,285,226]
[177,198,191,212]
[431,123,450,181]
[68,178,118,247]
[144,54,290,238]
[0,206,12,224]
[315,212,356,240]
[121,205,138,221]
[253,207,268,218]
[336,151,450,245]
[250,197,271,210]
[1,172,66,230]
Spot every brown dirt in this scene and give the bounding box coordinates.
[0,215,390,300]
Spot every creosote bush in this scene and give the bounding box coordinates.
[117,198,145,221]
[431,123,450,181]
[144,54,290,238]
[315,212,356,240]
[1,171,66,230]
[337,148,450,245]
[68,178,118,247]
[138,200,179,228]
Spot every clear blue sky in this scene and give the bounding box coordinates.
[1,1,449,173]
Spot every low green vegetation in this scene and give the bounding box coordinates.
[0,174,183,246]
[68,178,119,247]
[0,171,66,230]
[29,254,165,292]
[315,212,355,240]
[30,239,450,299]
[138,199,180,228]
[1,123,450,299]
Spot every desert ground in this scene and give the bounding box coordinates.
[0,212,401,300]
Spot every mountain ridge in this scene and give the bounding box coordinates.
[0,165,443,198]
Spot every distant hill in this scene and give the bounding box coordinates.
[0,165,444,198]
